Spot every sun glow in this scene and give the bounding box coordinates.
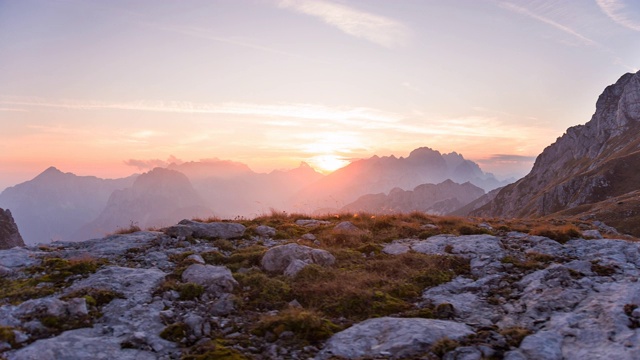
[310,154,350,173]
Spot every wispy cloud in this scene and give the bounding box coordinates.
[124,155,183,170]
[499,2,597,46]
[0,96,401,124]
[277,0,410,47]
[596,0,640,31]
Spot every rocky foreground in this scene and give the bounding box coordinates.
[1,215,639,359]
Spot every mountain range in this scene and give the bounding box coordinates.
[0,150,504,244]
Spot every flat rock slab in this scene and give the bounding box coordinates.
[0,247,43,268]
[52,232,162,260]
[166,220,245,239]
[6,327,158,360]
[316,317,474,359]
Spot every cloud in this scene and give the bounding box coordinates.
[499,2,597,46]
[1,96,401,124]
[124,155,183,170]
[596,0,640,31]
[277,0,410,47]
[487,154,537,162]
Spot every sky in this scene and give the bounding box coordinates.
[1,0,639,191]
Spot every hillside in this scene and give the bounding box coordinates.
[472,70,640,236]
[1,213,638,359]
[341,180,485,215]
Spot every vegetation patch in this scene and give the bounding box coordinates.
[500,326,532,347]
[0,257,106,305]
[181,339,249,360]
[253,308,340,344]
[234,270,292,310]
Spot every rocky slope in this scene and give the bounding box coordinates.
[472,70,640,236]
[0,208,24,250]
[1,214,639,359]
[341,180,485,215]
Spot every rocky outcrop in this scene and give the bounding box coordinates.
[473,70,640,236]
[342,179,485,215]
[0,209,24,249]
[166,219,246,239]
[261,243,335,276]
[316,317,474,359]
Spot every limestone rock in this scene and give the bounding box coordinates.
[255,225,276,237]
[172,220,245,239]
[181,264,237,295]
[0,209,24,250]
[261,243,335,275]
[316,317,474,359]
[333,221,360,232]
[295,219,330,227]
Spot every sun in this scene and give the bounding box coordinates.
[310,154,350,173]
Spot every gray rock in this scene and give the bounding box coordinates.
[284,259,309,277]
[443,346,482,360]
[0,247,43,268]
[53,231,162,260]
[582,229,603,239]
[333,221,360,232]
[316,317,474,360]
[301,233,317,241]
[176,220,245,239]
[181,264,237,295]
[261,243,335,275]
[519,331,563,360]
[295,219,330,227]
[255,225,277,237]
[412,234,505,276]
[186,254,205,264]
[382,242,410,255]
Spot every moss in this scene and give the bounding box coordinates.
[201,251,226,265]
[0,326,18,348]
[181,339,249,360]
[253,308,340,344]
[178,283,205,301]
[62,288,123,307]
[1,258,106,305]
[212,239,235,252]
[500,326,532,347]
[234,270,292,310]
[591,261,617,276]
[431,337,459,357]
[160,323,189,343]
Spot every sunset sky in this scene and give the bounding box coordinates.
[1,0,640,191]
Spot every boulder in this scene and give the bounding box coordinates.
[255,225,276,237]
[261,243,335,276]
[181,264,237,296]
[295,219,330,227]
[170,220,245,239]
[316,317,474,359]
[333,221,360,232]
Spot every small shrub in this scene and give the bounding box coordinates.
[253,308,340,344]
[177,283,204,300]
[234,270,292,310]
[212,239,235,252]
[181,339,249,360]
[431,337,459,357]
[500,326,531,347]
[113,221,142,235]
[160,323,189,343]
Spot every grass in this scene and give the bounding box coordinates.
[253,308,340,344]
[0,257,106,305]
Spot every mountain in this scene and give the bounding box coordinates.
[186,161,324,217]
[341,180,485,215]
[472,70,640,236]
[74,168,212,240]
[295,147,509,212]
[0,167,137,244]
[0,208,24,249]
